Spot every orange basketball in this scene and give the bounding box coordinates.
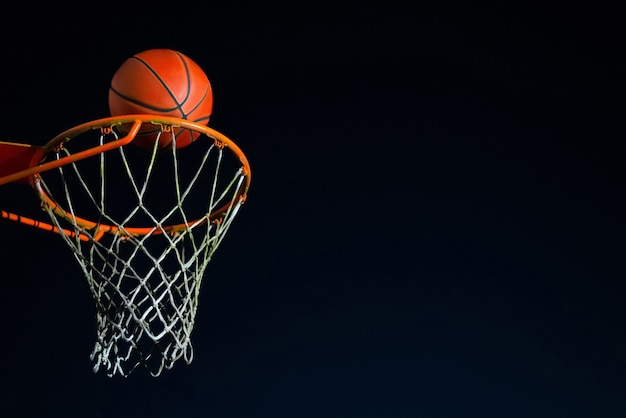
[108,49,213,150]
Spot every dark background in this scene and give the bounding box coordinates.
[1,2,625,416]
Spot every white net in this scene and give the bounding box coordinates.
[31,118,249,377]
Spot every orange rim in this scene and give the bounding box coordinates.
[30,115,251,240]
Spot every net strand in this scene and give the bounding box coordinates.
[36,125,247,377]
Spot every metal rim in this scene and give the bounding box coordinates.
[32,115,251,240]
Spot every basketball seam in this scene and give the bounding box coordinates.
[109,88,180,113]
[186,87,211,117]
[172,51,192,112]
[127,52,191,115]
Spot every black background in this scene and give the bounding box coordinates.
[1,2,625,416]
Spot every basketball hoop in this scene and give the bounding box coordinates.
[0,115,251,377]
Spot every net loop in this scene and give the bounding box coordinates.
[32,116,250,377]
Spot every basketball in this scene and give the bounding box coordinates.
[108,49,213,150]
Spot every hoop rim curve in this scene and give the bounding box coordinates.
[33,115,251,241]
